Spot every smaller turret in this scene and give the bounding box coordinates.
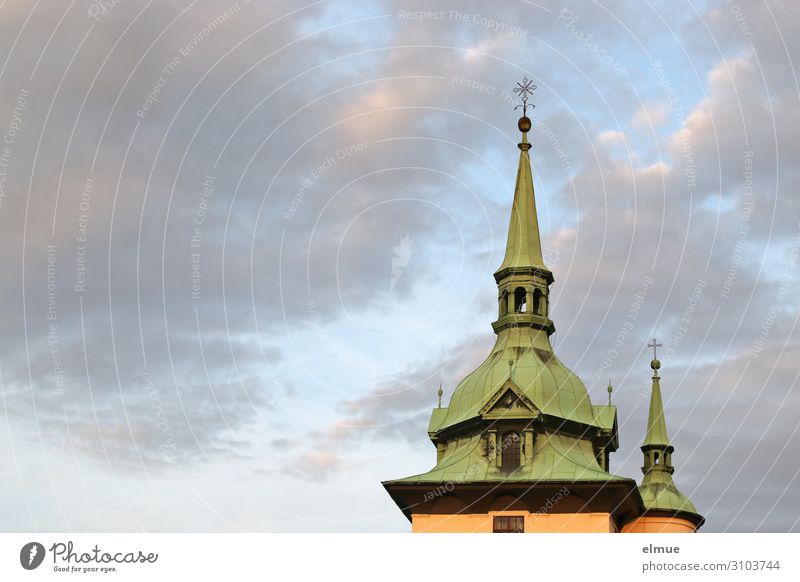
[621,340,704,533]
[641,357,671,473]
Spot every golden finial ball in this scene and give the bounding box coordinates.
[518,116,531,132]
[651,359,661,370]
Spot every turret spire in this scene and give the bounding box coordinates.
[497,80,547,272]
[644,339,670,448]
[636,348,704,528]
[491,80,554,336]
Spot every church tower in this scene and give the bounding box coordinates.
[621,347,705,532]
[382,79,703,533]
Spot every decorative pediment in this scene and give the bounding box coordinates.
[480,382,540,420]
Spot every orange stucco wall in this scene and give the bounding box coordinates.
[620,517,696,533]
[412,511,615,533]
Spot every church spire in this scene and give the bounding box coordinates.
[497,78,546,272]
[643,339,670,448]
[640,339,674,476]
[491,79,554,336]
[636,342,704,529]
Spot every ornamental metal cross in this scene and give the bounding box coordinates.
[514,77,537,116]
[648,338,662,360]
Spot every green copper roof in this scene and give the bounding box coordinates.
[643,363,671,448]
[497,134,546,272]
[387,431,629,485]
[437,327,598,432]
[592,404,617,432]
[427,407,447,434]
[639,471,699,515]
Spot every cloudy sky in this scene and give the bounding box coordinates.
[0,0,798,532]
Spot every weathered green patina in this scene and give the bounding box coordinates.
[497,133,547,271]
[643,362,671,448]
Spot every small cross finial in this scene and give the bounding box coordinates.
[648,338,663,376]
[648,338,662,361]
[514,77,537,118]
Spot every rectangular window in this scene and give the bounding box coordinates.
[501,431,521,469]
[493,516,525,533]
